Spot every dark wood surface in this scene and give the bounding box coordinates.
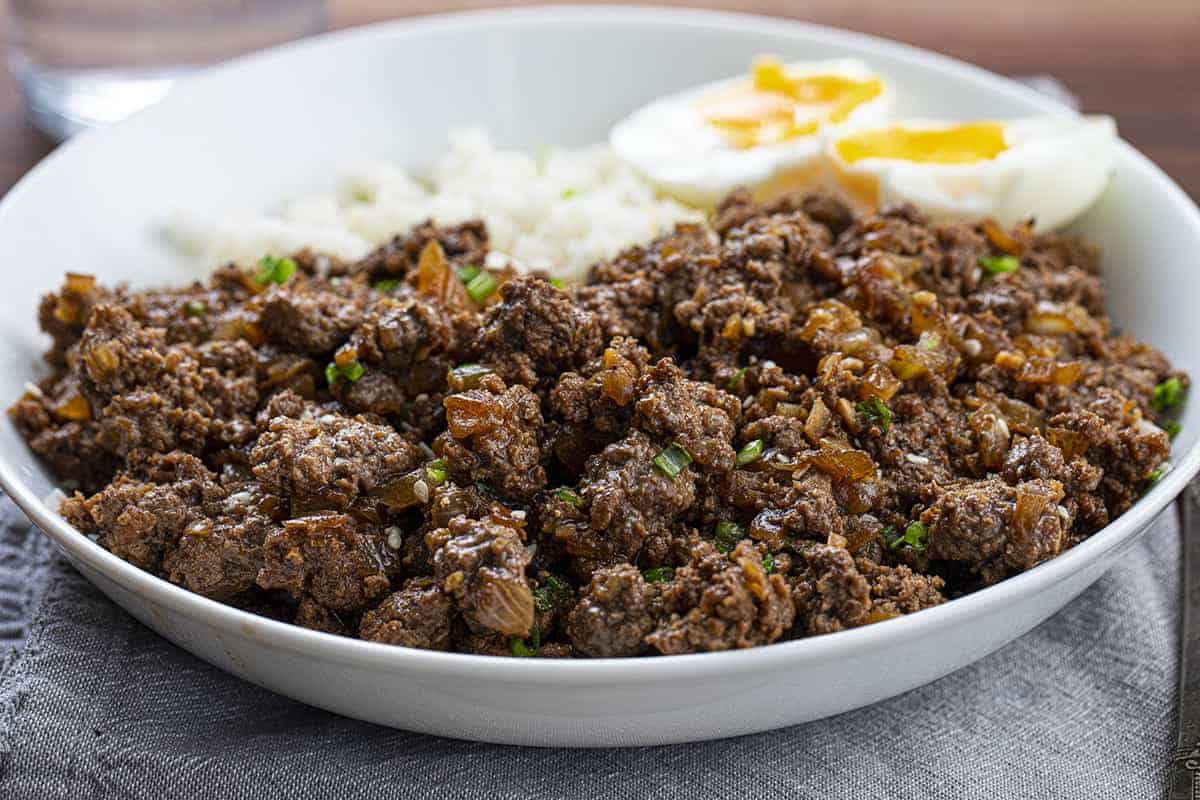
[1,0,1197,199]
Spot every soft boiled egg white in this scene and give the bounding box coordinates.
[826,116,1118,230]
[610,57,894,208]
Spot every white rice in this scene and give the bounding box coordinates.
[166,128,703,284]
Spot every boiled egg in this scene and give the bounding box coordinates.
[611,57,893,208]
[826,116,1117,230]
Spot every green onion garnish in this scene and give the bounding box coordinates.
[325,360,366,387]
[653,443,692,478]
[1152,377,1184,412]
[457,265,482,284]
[510,624,541,657]
[466,271,498,303]
[642,566,674,583]
[736,438,764,466]
[889,521,928,551]
[255,254,297,285]
[762,553,775,574]
[549,277,566,289]
[1147,468,1165,484]
[533,577,570,613]
[979,255,1020,275]
[727,366,748,391]
[1164,420,1183,440]
[562,188,578,200]
[714,520,743,553]
[373,278,400,291]
[856,397,893,433]
[555,487,583,508]
[425,458,448,486]
[448,363,493,389]
[184,300,206,316]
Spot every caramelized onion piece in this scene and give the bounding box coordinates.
[416,240,469,308]
[980,219,1023,256]
[52,393,92,422]
[473,573,535,637]
[808,440,876,481]
[968,403,1011,470]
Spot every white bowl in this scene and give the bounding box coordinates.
[1,6,1197,747]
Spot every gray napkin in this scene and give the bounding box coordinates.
[0,492,1176,799]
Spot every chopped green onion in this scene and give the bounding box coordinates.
[762,553,775,574]
[714,520,743,553]
[465,271,498,303]
[1152,377,1184,412]
[184,300,206,316]
[555,487,583,508]
[325,360,366,387]
[889,521,928,551]
[856,397,893,433]
[561,188,578,200]
[642,566,675,583]
[736,438,765,467]
[510,624,541,657]
[352,188,372,203]
[1147,468,1165,484]
[373,278,400,291]
[653,443,692,478]
[979,255,1020,275]
[533,577,571,613]
[727,366,748,391]
[549,277,566,289]
[457,265,482,284]
[448,363,493,389]
[255,254,297,285]
[1164,420,1183,440]
[425,458,448,486]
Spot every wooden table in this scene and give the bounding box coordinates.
[1,0,1198,199]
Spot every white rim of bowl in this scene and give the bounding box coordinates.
[2,5,1198,687]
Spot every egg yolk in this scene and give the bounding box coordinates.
[834,122,1009,165]
[699,58,883,149]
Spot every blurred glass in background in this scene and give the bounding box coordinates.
[6,0,326,140]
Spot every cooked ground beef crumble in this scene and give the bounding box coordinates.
[8,190,1186,657]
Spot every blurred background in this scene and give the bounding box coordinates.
[0,0,1197,198]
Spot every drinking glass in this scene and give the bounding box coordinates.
[6,0,326,140]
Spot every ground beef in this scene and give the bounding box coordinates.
[14,190,1181,658]
[436,373,547,500]
[426,513,534,637]
[257,510,396,614]
[250,412,420,508]
[475,276,603,389]
[359,576,455,650]
[565,564,654,657]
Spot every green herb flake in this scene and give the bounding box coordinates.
[762,553,775,574]
[727,366,748,391]
[1164,420,1183,440]
[466,271,498,303]
[255,254,297,286]
[555,487,583,508]
[510,624,541,658]
[457,265,482,284]
[889,521,928,551]
[549,277,566,289]
[533,577,571,613]
[736,438,765,467]
[1152,377,1185,412]
[979,255,1020,275]
[373,278,400,292]
[184,300,206,316]
[653,443,693,478]
[1147,468,1165,485]
[856,397,893,433]
[425,458,448,486]
[714,520,744,553]
[325,360,366,387]
[562,188,578,200]
[642,566,675,583]
[448,363,494,390]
